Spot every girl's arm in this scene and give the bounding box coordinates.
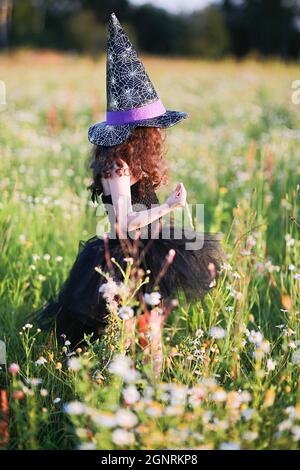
[107,162,186,233]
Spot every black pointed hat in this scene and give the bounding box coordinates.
[88,13,188,147]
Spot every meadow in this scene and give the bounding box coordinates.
[0,50,299,450]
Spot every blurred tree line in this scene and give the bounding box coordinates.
[0,0,300,59]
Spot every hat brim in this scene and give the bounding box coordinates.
[88,110,188,147]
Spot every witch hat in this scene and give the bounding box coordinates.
[88,12,188,147]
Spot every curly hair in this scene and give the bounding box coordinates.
[87,127,168,203]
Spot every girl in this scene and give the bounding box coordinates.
[37,13,222,347]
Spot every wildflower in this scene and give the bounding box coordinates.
[278,419,293,432]
[225,306,234,312]
[294,274,300,281]
[65,340,71,346]
[56,362,63,370]
[112,429,135,446]
[195,328,204,338]
[55,256,63,262]
[23,323,33,330]
[40,389,48,397]
[292,426,300,441]
[64,400,85,415]
[118,306,134,320]
[53,397,61,404]
[210,326,226,339]
[43,254,50,261]
[288,264,296,271]
[8,363,20,375]
[212,388,227,402]
[109,355,140,383]
[89,410,116,428]
[164,405,184,416]
[242,431,258,442]
[247,330,263,346]
[232,271,241,279]
[292,350,300,364]
[68,357,81,371]
[123,385,140,405]
[285,234,295,247]
[19,234,26,243]
[267,359,277,372]
[27,378,42,386]
[145,402,163,417]
[35,356,47,366]
[144,292,161,306]
[99,279,119,303]
[115,409,138,428]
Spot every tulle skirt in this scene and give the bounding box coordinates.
[36,223,223,345]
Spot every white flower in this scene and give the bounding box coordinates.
[112,429,135,447]
[40,388,48,397]
[43,254,50,261]
[212,389,227,402]
[68,357,81,371]
[292,426,300,441]
[89,410,116,428]
[35,356,47,366]
[247,330,263,346]
[292,350,300,364]
[65,340,71,346]
[294,274,300,281]
[115,409,138,428]
[278,419,293,432]
[285,234,295,247]
[23,323,33,330]
[288,264,296,271]
[118,306,134,320]
[123,385,140,405]
[109,355,140,383]
[64,400,85,415]
[242,431,258,442]
[99,279,119,302]
[219,442,240,450]
[210,326,226,339]
[195,328,204,338]
[267,358,277,372]
[55,256,63,262]
[144,292,161,306]
[19,234,26,243]
[53,397,61,404]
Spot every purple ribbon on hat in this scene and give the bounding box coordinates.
[106,99,166,125]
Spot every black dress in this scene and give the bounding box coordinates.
[37,179,222,345]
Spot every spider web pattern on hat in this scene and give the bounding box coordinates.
[107,13,158,112]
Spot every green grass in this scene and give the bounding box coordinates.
[0,50,299,450]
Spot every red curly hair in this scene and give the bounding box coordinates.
[88,127,168,203]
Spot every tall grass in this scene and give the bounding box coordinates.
[0,51,299,450]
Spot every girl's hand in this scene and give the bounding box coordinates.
[165,182,187,209]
